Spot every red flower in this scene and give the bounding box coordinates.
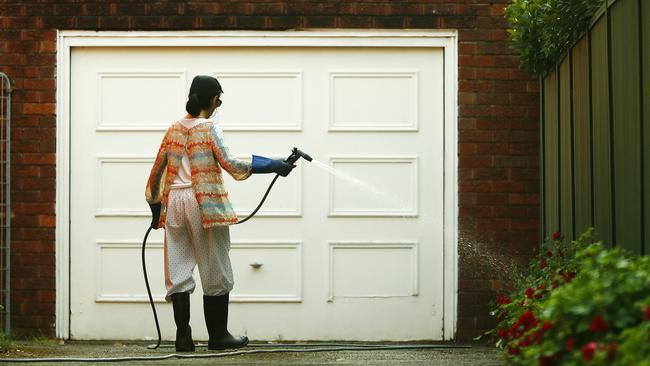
[496,295,512,305]
[510,310,537,339]
[498,328,509,340]
[520,310,536,325]
[565,338,575,350]
[589,314,609,333]
[545,250,553,258]
[644,306,650,321]
[552,231,561,241]
[525,287,535,298]
[541,321,553,331]
[540,259,548,269]
[582,342,597,361]
[539,356,555,366]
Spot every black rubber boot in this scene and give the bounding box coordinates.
[203,293,249,350]
[170,292,195,352]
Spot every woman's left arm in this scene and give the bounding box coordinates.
[210,123,252,181]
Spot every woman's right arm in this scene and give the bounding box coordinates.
[145,131,169,204]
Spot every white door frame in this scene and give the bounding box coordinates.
[55,29,459,340]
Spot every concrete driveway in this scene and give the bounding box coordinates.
[0,341,502,365]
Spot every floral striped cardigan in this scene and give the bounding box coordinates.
[145,119,252,228]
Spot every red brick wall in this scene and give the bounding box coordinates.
[0,1,539,339]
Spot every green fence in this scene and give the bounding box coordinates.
[540,0,649,254]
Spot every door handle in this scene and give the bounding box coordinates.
[249,261,263,269]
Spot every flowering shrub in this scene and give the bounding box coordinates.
[491,228,650,365]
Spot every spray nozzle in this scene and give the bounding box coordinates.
[285,147,313,165]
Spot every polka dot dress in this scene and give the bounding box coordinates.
[164,186,234,302]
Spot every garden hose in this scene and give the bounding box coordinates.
[140,226,160,350]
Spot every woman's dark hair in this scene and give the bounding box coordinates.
[185,75,223,117]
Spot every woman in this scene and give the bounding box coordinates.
[145,75,294,352]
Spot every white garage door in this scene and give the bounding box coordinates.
[69,42,447,341]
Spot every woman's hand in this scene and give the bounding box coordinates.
[149,202,161,229]
[251,155,296,177]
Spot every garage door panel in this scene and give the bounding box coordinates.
[328,157,418,217]
[328,242,418,299]
[96,241,166,303]
[329,70,418,131]
[230,241,302,302]
[97,70,187,131]
[214,71,302,131]
[96,157,153,217]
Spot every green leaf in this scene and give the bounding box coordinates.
[505,0,605,75]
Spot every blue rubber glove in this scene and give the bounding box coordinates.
[251,155,295,177]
